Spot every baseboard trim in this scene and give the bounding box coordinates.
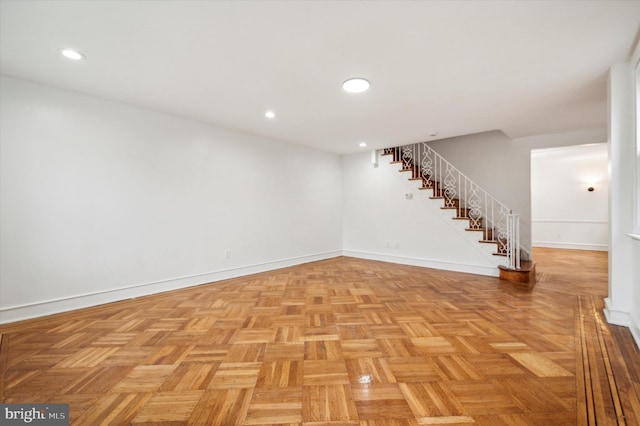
[630,316,640,351]
[342,250,499,277]
[532,219,608,224]
[603,297,631,326]
[0,250,342,325]
[532,241,608,251]
[604,297,640,350]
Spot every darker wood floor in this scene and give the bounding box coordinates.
[0,248,638,425]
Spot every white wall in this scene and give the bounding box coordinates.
[531,144,609,251]
[0,76,343,323]
[342,151,501,277]
[605,60,640,349]
[634,61,640,348]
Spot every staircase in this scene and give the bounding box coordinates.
[380,143,535,283]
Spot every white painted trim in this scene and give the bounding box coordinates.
[530,143,608,155]
[603,297,631,327]
[0,251,342,324]
[631,36,640,68]
[532,241,608,251]
[630,315,640,351]
[532,219,608,225]
[342,250,499,277]
[604,298,640,350]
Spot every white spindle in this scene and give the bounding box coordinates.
[382,143,527,267]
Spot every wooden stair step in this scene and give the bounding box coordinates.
[499,261,536,284]
[384,146,522,274]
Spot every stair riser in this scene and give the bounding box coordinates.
[387,152,510,259]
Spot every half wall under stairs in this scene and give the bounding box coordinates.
[343,151,517,278]
[378,144,534,283]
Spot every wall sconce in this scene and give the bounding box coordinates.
[587,186,595,192]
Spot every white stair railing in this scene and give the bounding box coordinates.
[382,143,522,269]
[506,214,521,269]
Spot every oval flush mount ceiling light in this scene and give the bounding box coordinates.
[265,110,276,119]
[343,78,370,93]
[60,48,85,61]
[359,142,367,147]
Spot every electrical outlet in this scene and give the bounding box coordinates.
[225,249,231,259]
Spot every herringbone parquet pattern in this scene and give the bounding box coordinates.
[1,248,638,425]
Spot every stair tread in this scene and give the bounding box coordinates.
[383,144,521,275]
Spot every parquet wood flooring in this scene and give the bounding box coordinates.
[1,248,639,425]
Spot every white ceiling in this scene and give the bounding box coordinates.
[1,1,639,154]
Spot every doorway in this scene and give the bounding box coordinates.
[530,143,609,251]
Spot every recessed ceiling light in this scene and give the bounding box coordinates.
[265,110,276,119]
[343,78,370,93]
[359,142,367,147]
[60,48,85,61]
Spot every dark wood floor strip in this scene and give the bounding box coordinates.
[590,296,626,425]
[577,296,595,426]
[609,324,640,425]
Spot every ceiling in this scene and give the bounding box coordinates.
[1,1,639,155]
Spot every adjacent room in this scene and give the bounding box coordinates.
[1,1,639,424]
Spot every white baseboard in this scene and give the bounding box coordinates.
[342,250,499,277]
[0,251,342,325]
[603,297,631,326]
[630,315,640,351]
[604,297,640,350]
[532,241,608,251]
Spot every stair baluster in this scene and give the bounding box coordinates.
[381,143,526,269]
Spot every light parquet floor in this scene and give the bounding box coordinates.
[1,248,639,425]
